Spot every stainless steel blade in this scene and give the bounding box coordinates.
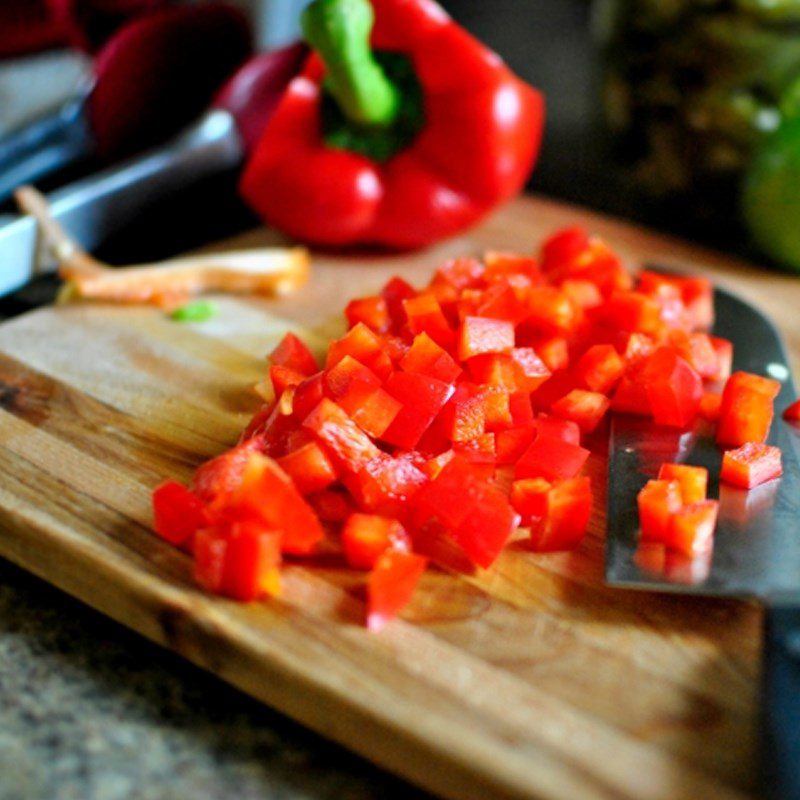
[606,283,800,601]
[0,108,243,298]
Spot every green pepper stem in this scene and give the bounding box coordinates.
[301,0,400,128]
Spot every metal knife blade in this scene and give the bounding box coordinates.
[606,284,800,601]
[0,109,243,299]
[605,281,800,800]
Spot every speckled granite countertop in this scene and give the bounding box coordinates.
[0,558,432,800]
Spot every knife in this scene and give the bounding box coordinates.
[0,41,307,299]
[606,284,800,800]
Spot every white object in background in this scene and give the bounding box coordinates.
[232,0,312,49]
[0,50,91,135]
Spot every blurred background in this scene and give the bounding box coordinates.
[2,0,755,288]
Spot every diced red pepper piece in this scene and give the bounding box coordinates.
[413,456,489,530]
[277,441,338,495]
[721,443,783,489]
[152,481,208,546]
[509,391,534,424]
[495,424,537,465]
[619,332,655,366]
[345,295,389,333]
[536,414,581,445]
[717,372,781,446]
[292,372,326,422]
[575,344,625,394]
[699,392,722,422]
[520,286,578,336]
[515,433,590,481]
[434,256,485,290]
[784,399,800,423]
[342,513,412,570]
[400,332,462,383]
[532,337,569,372]
[667,331,719,381]
[269,332,319,377]
[350,387,403,439]
[483,251,541,283]
[421,449,456,480]
[610,375,652,416]
[438,382,486,443]
[482,387,512,431]
[381,276,415,330]
[193,438,265,506]
[664,501,719,557]
[194,520,282,602]
[232,454,324,555]
[326,323,393,380]
[458,316,515,361]
[541,225,590,271]
[381,372,454,449]
[345,453,427,516]
[403,294,455,349]
[324,354,380,399]
[637,271,714,330]
[708,337,733,383]
[509,477,550,524]
[605,291,663,334]
[528,476,592,552]
[453,432,496,467]
[639,347,702,428]
[474,281,530,325]
[306,489,353,522]
[561,278,603,310]
[550,389,610,434]
[367,550,428,632]
[657,463,708,504]
[302,398,383,472]
[449,487,519,568]
[269,365,306,397]
[509,348,552,392]
[637,479,683,542]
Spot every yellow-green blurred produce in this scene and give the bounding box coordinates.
[594,0,800,269]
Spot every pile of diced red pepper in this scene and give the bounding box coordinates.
[152,226,792,629]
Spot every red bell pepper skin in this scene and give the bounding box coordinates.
[239,0,544,249]
[637,479,683,542]
[716,371,781,446]
[232,454,325,555]
[380,371,454,449]
[784,399,800,423]
[269,332,319,376]
[721,443,783,489]
[550,389,610,434]
[639,347,702,428]
[277,441,338,494]
[342,513,411,569]
[657,463,708,504]
[152,480,208,546]
[514,433,589,482]
[367,550,428,631]
[194,520,282,602]
[400,332,462,383]
[528,476,592,552]
[664,501,718,557]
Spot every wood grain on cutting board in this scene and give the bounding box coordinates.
[0,194,796,800]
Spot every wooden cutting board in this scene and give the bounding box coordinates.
[0,194,798,800]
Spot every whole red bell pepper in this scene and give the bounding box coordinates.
[240,0,544,249]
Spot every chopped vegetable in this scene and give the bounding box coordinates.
[721,442,784,488]
[170,300,218,322]
[783,398,800,423]
[150,225,792,629]
[239,0,544,249]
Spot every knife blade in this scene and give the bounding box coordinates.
[0,109,243,299]
[606,282,800,799]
